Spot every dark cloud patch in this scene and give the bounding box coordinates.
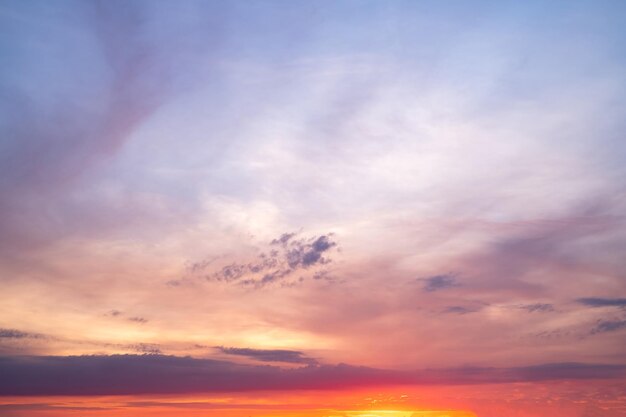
[216,263,249,282]
[590,320,626,335]
[128,343,162,354]
[518,303,555,313]
[128,317,148,324]
[443,306,480,315]
[106,311,148,324]
[191,232,338,288]
[532,329,573,340]
[418,274,459,292]
[0,329,44,339]
[313,270,334,281]
[216,346,318,365]
[271,232,296,246]
[285,235,336,269]
[577,298,626,308]
[0,403,109,412]
[0,355,624,396]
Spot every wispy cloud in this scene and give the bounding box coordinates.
[517,303,555,313]
[216,346,318,365]
[0,329,45,339]
[577,298,626,308]
[419,275,459,292]
[590,320,626,335]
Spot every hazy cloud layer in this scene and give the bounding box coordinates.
[0,354,624,396]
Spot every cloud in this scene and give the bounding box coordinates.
[191,232,338,287]
[576,298,626,308]
[271,232,297,246]
[106,310,148,324]
[128,344,162,354]
[419,274,459,292]
[443,306,480,315]
[216,346,318,365]
[0,329,44,339]
[128,317,148,324]
[284,234,337,268]
[590,320,626,335]
[517,303,555,313]
[0,355,624,396]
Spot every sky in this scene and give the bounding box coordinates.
[1,0,626,416]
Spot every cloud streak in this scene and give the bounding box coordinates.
[216,346,318,365]
[577,298,626,308]
[0,329,45,340]
[419,275,459,292]
[0,354,624,396]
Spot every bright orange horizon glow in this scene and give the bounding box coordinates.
[0,394,477,417]
[3,381,624,417]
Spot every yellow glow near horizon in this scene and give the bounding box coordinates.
[342,410,476,417]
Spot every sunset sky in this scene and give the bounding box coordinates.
[1,1,626,416]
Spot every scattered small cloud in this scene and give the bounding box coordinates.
[590,320,626,335]
[188,232,338,288]
[128,343,162,354]
[0,328,45,339]
[418,274,459,292]
[215,346,318,365]
[443,306,480,315]
[576,298,626,308]
[517,303,555,313]
[106,311,148,324]
[270,232,297,246]
[128,317,148,324]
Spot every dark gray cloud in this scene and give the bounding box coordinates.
[419,274,459,292]
[443,306,480,315]
[106,310,148,324]
[270,232,297,246]
[0,355,624,396]
[284,234,336,269]
[577,298,626,308]
[128,317,148,324]
[518,303,555,313]
[192,232,337,287]
[590,320,626,335]
[216,346,318,365]
[0,403,108,412]
[128,343,162,354]
[0,329,44,339]
[0,327,166,356]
